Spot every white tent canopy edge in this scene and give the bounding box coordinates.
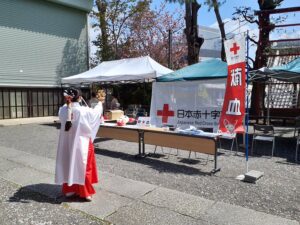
[61,56,173,84]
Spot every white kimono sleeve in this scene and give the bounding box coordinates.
[86,102,103,141]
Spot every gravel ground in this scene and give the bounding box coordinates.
[0,178,108,225]
[0,124,299,222]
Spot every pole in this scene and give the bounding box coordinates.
[168,29,172,69]
[246,30,250,173]
[86,14,91,70]
[267,79,270,125]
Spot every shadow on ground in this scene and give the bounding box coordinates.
[95,134,299,174]
[41,123,61,129]
[230,134,299,163]
[94,137,113,143]
[95,147,213,176]
[9,183,91,204]
[9,184,62,204]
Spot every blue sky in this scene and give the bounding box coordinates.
[153,0,300,27]
[90,0,299,60]
[149,0,300,61]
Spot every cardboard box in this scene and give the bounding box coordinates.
[105,110,124,120]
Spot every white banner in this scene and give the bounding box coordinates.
[224,36,246,65]
[150,79,226,131]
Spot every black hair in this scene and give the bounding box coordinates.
[64,87,82,102]
[72,88,82,102]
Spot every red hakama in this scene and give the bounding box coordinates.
[62,139,98,198]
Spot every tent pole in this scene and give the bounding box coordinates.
[267,78,270,125]
[144,80,146,109]
[104,84,108,111]
[90,83,93,100]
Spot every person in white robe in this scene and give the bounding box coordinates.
[55,87,103,201]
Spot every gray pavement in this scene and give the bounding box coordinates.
[0,178,108,225]
[0,116,59,127]
[0,118,299,225]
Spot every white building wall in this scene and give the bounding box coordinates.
[198,25,222,60]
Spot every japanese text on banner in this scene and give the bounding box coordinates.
[219,36,246,133]
[219,63,246,133]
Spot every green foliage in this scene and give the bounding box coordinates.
[92,0,150,62]
[92,35,115,61]
[258,0,284,10]
[204,0,226,11]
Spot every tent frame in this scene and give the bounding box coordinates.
[249,69,300,126]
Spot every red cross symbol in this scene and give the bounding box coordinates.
[157,104,174,124]
[230,42,240,55]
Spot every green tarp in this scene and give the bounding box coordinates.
[157,59,228,82]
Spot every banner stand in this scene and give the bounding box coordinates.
[245,30,250,173]
[237,31,264,183]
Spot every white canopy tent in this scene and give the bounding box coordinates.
[61,56,173,84]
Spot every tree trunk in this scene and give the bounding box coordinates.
[253,13,273,69]
[251,1,276,117]
[96,0,111,61]
[184,1,204,65]
[211,0,226,61]
[254,0,280,69]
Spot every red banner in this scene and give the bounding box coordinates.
[219,62,246,133]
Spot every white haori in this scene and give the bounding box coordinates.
[55,102,103,186]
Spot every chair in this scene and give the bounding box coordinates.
[293,116,300,138]
[136,108,147,117]
[295,133,300,162]
[218,132,239,154]
[125,105,137,118]
[251,124,275,157]
[153,146,181,160]
[153,145,165,155]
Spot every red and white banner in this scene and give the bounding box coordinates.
[219,37,246,133]
[219,62,246,133]
[224,37,246,66]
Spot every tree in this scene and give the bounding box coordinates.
[168,0,204,65]
[91,1,187,69]
[233,0,284,116]
[90,1,187,109]
[233,0,284,69]
[91,0,150,63]
[106,3,187,108]
[205,0,226,61]
[94,0,113,62]
[120,2,187,69]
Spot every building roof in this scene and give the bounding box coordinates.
[46,0,93,12]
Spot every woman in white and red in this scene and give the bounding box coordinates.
[55,87,103,201]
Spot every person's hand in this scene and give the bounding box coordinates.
[65,96,72,105]
[97,89,106,102]
[65,121,72,131]
[96,94,102,101]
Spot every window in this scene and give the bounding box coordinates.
[0,88,91,119]
[0,88,64,119]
